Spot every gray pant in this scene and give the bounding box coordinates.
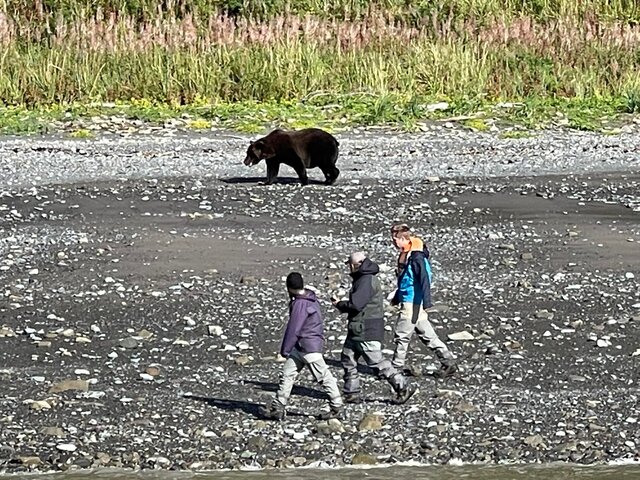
[341,338,406,395]
[392,303,455,369]
[276,348,343,409]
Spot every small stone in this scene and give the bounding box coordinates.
[119,337,138,349]
[521,252,534,260]
[145,366,161,377]
[138,329,154,339]
[19,456,42,465]
[535,309,554,320]
[453,401,477,413]
[30,400,52,410]
[56,443,77,452]
[358,413,383,431]
[448,331,475,341]
[247,436,267,450]
[351,452,378,465]
[41,426,66,438]
[234,355,251,366]
[524,434,546,448]
[49,379,89,393]
[208,325,223,336]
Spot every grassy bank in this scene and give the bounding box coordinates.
[1,1,640,135]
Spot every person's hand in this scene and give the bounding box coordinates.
[330,296,339,307]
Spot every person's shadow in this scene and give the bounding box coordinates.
[242,379,327,400]
[183,380,319,419]
[184,394,265,417]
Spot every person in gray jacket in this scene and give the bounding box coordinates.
[332,252,417,405]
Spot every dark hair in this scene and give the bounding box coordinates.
[286,272,304,290]
[391,223,411,240]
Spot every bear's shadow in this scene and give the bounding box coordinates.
[220,176,326,186]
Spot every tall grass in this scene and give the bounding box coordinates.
[0,1,639,111]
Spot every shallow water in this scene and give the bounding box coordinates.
[6,464,640,480]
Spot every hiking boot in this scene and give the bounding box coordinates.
[317,405,343,421]
[343,392,362,404]
[393,381,418,405]
[259,401,286,421]
[432,363,458,379]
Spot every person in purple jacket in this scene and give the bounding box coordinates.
[260,272,343,421]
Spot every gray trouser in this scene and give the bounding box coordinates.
[276,348,343,409]
[392,303,455,369]
[341,337,406,395]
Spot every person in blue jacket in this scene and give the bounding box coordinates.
[390,223,457,379]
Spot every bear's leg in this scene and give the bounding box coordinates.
[292,162,309,186]
[321,165,340,185]
[265,159,280,185]
[328,166,340,185]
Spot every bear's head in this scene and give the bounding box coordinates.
[244,140,275,166]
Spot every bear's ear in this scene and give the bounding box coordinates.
[249,140,255,145]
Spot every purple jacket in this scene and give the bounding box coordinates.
[280,289,325,357]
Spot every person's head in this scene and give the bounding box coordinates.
[286,272,304,296]
[345,251,367,273]
[390,223,411,250]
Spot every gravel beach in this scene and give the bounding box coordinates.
[0,126,639,473]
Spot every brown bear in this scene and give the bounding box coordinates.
[243,128,340,185]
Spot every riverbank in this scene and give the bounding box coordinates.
[0,128,639,474]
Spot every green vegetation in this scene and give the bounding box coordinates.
[0,0,639,134]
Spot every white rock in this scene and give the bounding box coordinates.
[596,338,612,348]
[74,369,90,376]
[426,102,449,112]
[625,272,635,279]
[448,331,475,341]
[208,325,223,336]
[56,443,76,452]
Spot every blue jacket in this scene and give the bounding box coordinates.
[394,247,433,309]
